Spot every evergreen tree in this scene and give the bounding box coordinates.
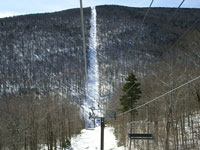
[120,73,141,117]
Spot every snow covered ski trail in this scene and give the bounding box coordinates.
[72,6,125,150]
[71,127,124,150]
[82,6,100,128]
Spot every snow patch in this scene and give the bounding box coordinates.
[71,126,125,150]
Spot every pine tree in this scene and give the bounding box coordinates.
[120,73,141,117]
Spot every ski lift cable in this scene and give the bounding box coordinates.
[168,0,185,22]
[133,0,154,41]
[117,75,200,117]
[136,0,185,40]
[140,0,154,26]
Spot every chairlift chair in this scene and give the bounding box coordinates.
[127,105,154,140]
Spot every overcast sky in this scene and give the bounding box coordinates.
[0,0,200,18]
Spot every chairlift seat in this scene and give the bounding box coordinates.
[128,133,154,140]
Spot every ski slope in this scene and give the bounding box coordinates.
[73,6,125,150]
[71,126,125,150]
[82,6,101,128]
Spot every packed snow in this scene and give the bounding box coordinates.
[82,6,101,128]
[71,126,124,150]
[87,6,99,106]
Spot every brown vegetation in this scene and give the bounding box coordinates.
[0,91,84,149]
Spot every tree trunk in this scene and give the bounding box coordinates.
[180,114,185,148]
[175,120,179,150]
[129,113,133,150]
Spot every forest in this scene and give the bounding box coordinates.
[0,5,200,149]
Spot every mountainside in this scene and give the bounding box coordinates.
[0,5,200,150]
[0,5,200,100]
[96,6,200,99]
[0,5,199,98]
[97,6,200,104]
[0,8,91,100]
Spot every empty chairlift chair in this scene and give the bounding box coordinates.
[127,105,154,140]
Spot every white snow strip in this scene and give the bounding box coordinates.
[82,6,101,128]
[71,126,125,150]
[87,6,99,105]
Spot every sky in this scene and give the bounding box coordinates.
[0,0,200,18]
